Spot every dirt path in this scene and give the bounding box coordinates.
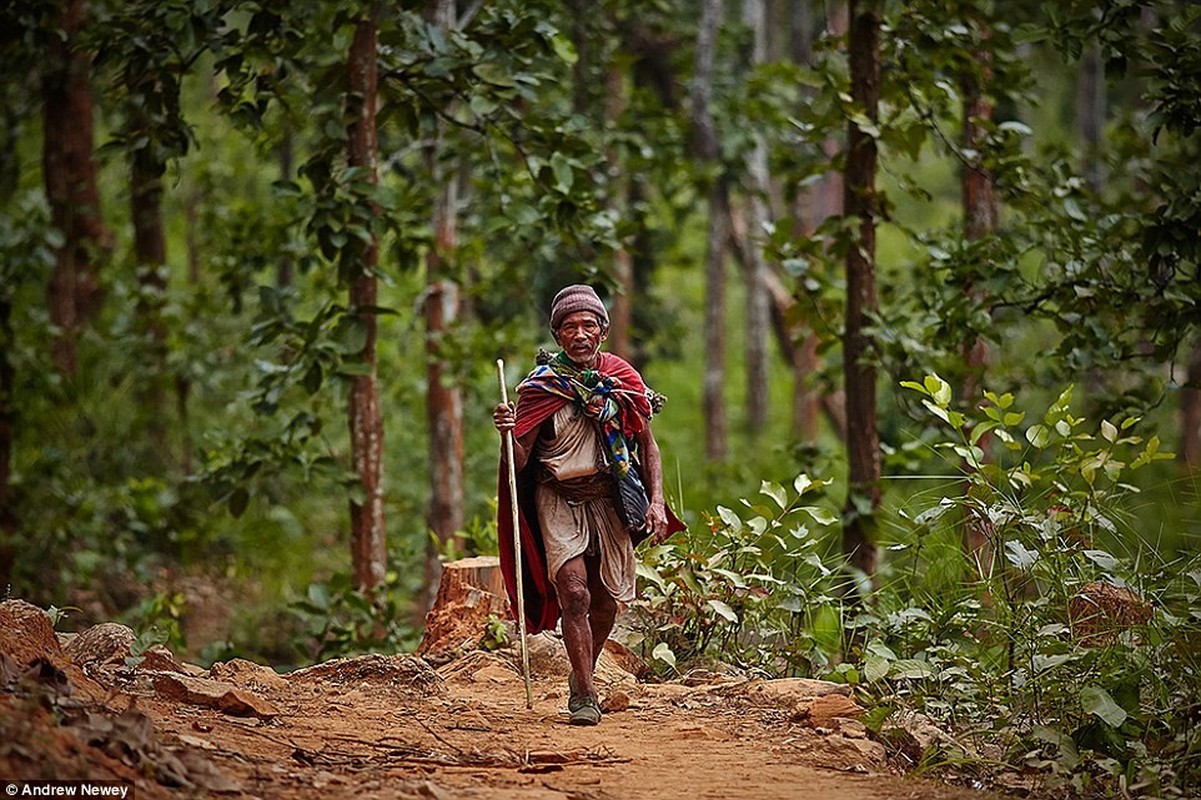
[138,650,990,800]
[0,601,999,800]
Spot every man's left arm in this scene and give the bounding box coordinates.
[635,422,670,545]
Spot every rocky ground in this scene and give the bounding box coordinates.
[0,599,1002,800]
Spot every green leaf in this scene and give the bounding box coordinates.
[1100,419,1118,442]
[1083,550,1119,571]
[1081,685,1128,728]
[717,505,743,531]
[548,31,578,65]
[472,62,517,87]
[1004,539,1039,570]
[707,599,739,623]
[800,506,838,526]
[969,420,998,446]
[793,473,815,496]
[761,480,787,510]
[890,659,935,680]
[652,642,676,668]
[923,373,952,405]
[333,317,368,355]
[900,380,929,396]
[469,95,498,117]
[864,656,890,682]
[550,152,573,193]
[1026,424,1051,448]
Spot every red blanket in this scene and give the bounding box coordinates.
[496,353,685,634]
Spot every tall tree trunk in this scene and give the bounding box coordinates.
[1077,42,1106,194]
[43,0,109,377]
[1181,340,1201,471]
[790,4,846,443]
[606,58,636,362]
[277,131,294,288]
[841,0,881,581]
[791,0,814,65]
[420,0,466,614]
[960,33,999,561]
[743,0,771,435]
[693,0,730,462]
[346,13,387,597]
[129,94,169,453]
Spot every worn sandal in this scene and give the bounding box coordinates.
[569,695,602,726]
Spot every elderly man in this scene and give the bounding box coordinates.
[494,284,684,725]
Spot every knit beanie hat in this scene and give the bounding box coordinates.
[549,284,608,330]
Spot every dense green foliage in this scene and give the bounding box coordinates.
[1,0,1199,795]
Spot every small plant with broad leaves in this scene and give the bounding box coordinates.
[859,374,1199,797]
[632,473,844,677]
[289,572,417,663]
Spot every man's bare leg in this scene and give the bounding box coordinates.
[554,556,599,710]
[586,553,617,668]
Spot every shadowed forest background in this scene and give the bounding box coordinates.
[1,0,1199,795]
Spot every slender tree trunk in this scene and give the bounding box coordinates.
[128,92,169,453]
[423,280,464,606]
[277,131,294,288]
[1077,42,1106,194]
[420,0,466,614]
[43,0,109,377]
[693,0,730,462]
[961,33,999,561]
[178,188,202,476]
[346,13,387,596]
[743,0,771,435]
[606,58,636,362]
[787,4,846,443]
[1181,340,1201,470]
[841,0,881,581]
[791,0,814,65]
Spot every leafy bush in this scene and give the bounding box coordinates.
[631,473,844,677]
[634,375,1200,798]
[288,570,418,663]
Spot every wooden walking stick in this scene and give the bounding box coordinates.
[497,359,534,709]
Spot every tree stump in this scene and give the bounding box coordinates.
[417,556,510,658]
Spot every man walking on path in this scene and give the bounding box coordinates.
[493,284,684,725]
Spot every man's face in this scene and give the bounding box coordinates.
[553,310,607,366]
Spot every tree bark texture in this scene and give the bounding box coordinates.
[841,0,881,579]
[1077,43,1106,194]
[788,4,846,442]
[346,14,388,596]
[693,0,729,462]
[129,90,169,452]
[420,0,466,614]
[43,0,110,377]
[277,132,295,288]
[743,0,771,435]
[960,35,999,560]
[423,281,465,609]
[606,57,636,363]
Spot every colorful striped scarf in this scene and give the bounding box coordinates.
[517,352,651,478]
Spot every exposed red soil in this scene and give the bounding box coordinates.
[0,600,1002,800]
